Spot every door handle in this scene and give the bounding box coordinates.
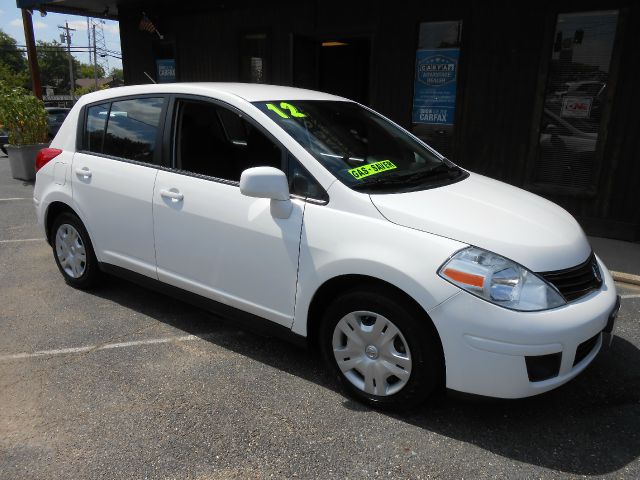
[160,189,184,201]
[75,167,92,178]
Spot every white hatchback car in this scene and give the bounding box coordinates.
[34,83,620,408]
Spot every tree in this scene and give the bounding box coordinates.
[0,62,29,88]
[0,29,27,74]
[77,62,105,79]
[36,40,80,92]
[109,67,123,81]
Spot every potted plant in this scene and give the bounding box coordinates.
[0,83,49,181]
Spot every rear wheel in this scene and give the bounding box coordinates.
[320,288,444,409]
[51,212,102,289]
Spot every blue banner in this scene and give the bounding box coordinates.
[412,49,459,125]
[156,59,176,83]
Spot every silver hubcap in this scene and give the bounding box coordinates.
[55,223,87,279]
[332,311,412,396]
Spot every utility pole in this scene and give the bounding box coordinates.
[92,24,98,90]
[58,22,76,98]
[21,9,42,99]
[86,17,92,64]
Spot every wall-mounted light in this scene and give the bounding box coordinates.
[321,41,348,47]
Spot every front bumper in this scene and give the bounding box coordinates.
[429,257,619,398]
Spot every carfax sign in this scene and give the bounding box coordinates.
[156,59,176,83]
[412,49,459,125]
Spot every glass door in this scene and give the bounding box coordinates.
[533,10,619,192]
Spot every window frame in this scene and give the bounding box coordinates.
[76,94,170,169]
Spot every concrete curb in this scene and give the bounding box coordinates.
[611,271,640,287]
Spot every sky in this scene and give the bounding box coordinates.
[0,0,122,71]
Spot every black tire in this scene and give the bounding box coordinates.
[50,212,102,290]
[319,287,444,410]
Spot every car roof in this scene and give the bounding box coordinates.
[76,82,350,104]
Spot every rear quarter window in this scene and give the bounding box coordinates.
[84,103,110,153]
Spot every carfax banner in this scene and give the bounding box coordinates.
[156,59,176,83]
[412,48,459,125]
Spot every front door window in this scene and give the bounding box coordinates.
[173,100,283,181]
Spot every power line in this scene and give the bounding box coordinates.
[10,44,121,54]
[2,45,122,56]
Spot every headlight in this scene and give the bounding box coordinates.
[438,247,566,311]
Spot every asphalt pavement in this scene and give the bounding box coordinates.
[1,153,639,479]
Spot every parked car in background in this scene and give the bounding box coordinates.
[565,80,606,98]
[0,128,8,155]
[539,108,597,159]
[45,107,70,139]
[33,83,620,408]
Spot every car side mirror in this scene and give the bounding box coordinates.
[240,167,292,219]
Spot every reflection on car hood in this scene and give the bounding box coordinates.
[369,172,591,272]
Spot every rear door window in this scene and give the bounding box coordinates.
[103,98,164,163]
[102,97,164,164]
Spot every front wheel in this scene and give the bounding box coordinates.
[320,288,444,409]
[51,212,102,289]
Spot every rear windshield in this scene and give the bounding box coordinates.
[253,100,466,192]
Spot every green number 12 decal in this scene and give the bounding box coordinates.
[266,102,307,119]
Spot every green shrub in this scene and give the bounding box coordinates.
[0,82,48,145]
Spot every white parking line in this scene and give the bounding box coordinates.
[621,294,640,299]
[0,333,216,362]
[0,238,43,244]
[0,197,30,201]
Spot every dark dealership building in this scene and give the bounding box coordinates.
[20,0,640,240]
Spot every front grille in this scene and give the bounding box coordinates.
[539,253,602,302]
[573,333,600,366]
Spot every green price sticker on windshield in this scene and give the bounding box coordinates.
[348,160,397,180]
[265,102,307,118]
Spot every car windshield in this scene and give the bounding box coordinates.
[253,100,466,192]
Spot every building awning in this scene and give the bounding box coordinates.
[16,0,119,19]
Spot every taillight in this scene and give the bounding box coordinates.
[35,148,63,173]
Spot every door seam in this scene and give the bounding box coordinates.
[150,169,161,280]
[291,200,307,329]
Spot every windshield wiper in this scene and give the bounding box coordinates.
[350,172,413,190]
[419,162,462,178]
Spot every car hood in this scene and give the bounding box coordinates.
[369,172,591,272]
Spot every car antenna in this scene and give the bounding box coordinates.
[143,71,157,84]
